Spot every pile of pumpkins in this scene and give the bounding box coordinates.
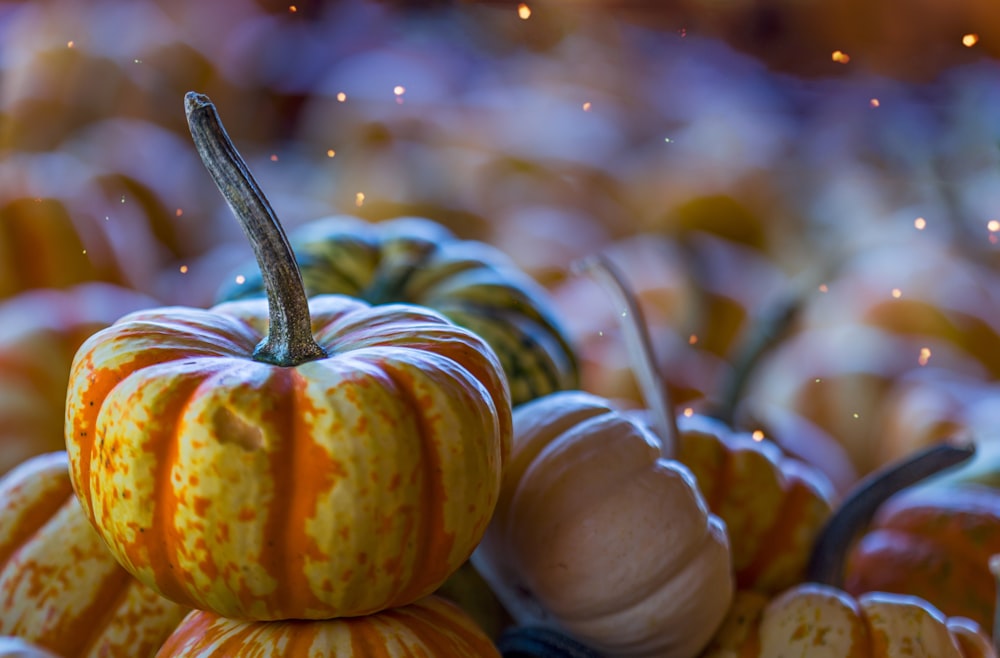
[1,7,1000,657]
[0,87,997,658]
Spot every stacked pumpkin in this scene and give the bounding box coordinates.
[54,91,556,656]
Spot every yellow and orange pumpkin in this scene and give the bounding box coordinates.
[155,595,500,657]
[65,92,512,621]
[703,584,996,658]
[0,451,188,657]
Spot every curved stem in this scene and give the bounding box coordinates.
[185,92,326,367]
[573,253,678,460]
[806,442,975,587]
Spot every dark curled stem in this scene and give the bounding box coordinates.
[806,442,976,587]
[185,91,326,367]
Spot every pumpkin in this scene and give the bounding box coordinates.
[702,584,996,658]
[472,259,734,657]
[155,595,500,657]
[0,451,188,657]
[578,254,836,594]
[64,92,512,621]
[215,212,579,407]
[471,389,734,658]
[809,440,1000,631]
[0,282,157,475]
[0,152,174,300]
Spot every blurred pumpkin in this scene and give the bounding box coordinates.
[808,442,1000,631]
[0,452,188,657]
[65,92,512,621]
[0,282,157,475]
[155,595,500,657]
[217,213,579,407]
[0,152,174,299]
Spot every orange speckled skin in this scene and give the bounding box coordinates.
[844,485,1000,630]
[703,585,997,658]
[65,294,511,621]
[674,413,835,594]
[0,452,188,657]
[156,595,501,657]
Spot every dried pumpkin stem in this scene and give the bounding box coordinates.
[574,253,678,460]
[805,442,975,587]
[185,91,326,367]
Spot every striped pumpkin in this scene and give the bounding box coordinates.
[65,294,512,621]
[0,283,157,475]
[0,452,188,657]
[703,585,996,658]
[155,596,500,657]
[216,214,579,406]
[673,412,836,594]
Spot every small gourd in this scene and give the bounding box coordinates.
[65,92,512,621]
[0,452,188,657]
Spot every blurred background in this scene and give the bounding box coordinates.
[3,0,1000,483]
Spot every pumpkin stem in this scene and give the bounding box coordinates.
[185,92,327,367]
[573,253,678,460]
[805,442,975,587]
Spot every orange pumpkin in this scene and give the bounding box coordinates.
[0,283,157,475]
[810,441,1000,631]
[65,92,512,621]
[156,595,500,657]
[843,484,1000,632]
[0,452,188,657]
[703,585,996,658]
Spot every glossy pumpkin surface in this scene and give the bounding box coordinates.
[703,584,996,658]
[843,484,1000,630]
[473,390,733,658]
[217,214,579,406]
[0,283,156,475]
[65,293,512,621]
[155,595,500,657]
[0,452,188,657]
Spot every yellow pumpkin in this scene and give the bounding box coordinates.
[0,452,188,657]
[64,92,512,621]
[155,595,500,657]
[702,585,996,658]
[472,389,734,657]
